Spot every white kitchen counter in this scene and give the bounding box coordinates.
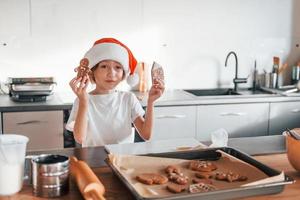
[135,89,300,107]
[1,88,300,112]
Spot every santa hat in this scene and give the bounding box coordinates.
[83,38,139,86]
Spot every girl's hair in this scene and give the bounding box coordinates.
[89,62,126,84]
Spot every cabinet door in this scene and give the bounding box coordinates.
[151,106,196,140]
[269,102,300,135]
[3,111,63,150]
[0,112,2,134]
[197,103,269,141]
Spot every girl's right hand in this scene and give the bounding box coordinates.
[69,75,90,102]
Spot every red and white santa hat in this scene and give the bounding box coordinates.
[83,38,139,86]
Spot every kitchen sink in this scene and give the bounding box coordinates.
[184,88,240,96]
[235,87,277,95]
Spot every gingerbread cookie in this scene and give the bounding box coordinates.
[167,172,189,185]
[192,178,213,185]
[166,183,186,193]
[165,165,188,185]
[136,173,168,185]
[195,172,214,179]
[189,160,217,172]
[151,62,164,84]
[215,171,248,182]
[189,183,216,193]
[75,58,91,78]
[165,165,181,175]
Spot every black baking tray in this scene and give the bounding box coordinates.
[106,147,294,200]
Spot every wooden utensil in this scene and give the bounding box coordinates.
[70,156,106,200]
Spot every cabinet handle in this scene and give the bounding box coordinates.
[17,120,47,125]
[156,115,187,119]
[291,109,300,113]
[220,112,246,116]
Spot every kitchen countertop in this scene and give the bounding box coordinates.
[0,94,72,112]
[2,88,300,112]
[136,88,300,106]
[1,137,299,200]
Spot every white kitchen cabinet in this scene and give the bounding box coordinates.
[196,103,269,141]
[3,111,64,150]
[0,112,2,134]
[269,101,300,135]
[151,106,197,141]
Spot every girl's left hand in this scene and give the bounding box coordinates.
[148,79,165,103]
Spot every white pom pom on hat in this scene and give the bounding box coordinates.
[83,38,139,86]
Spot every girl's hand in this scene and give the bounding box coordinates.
[69,75,90,102]
[148,79,165,103]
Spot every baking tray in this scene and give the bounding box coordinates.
[106,147,294,200]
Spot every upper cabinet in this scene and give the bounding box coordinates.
[0,0,30,37]
[269,101,300,135]
[196,103,270,141]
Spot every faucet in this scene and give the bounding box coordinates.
[225,51,247,92]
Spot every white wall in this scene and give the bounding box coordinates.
[0,0,299,93]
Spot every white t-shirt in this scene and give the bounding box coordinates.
[66,91,145,147]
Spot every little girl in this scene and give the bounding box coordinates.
[66,38,164,147]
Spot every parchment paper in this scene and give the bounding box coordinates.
[108,150,285,198]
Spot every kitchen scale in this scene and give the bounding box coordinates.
[8,77,56,102]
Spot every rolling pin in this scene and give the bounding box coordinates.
[70,156,106,200]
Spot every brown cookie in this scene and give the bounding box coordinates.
[136,173,168,185]
[166,183,186,193]
[215,172,228,181]
[76,58,91,78]
[167,172,189,185]
[195,172,214,179]
[165,165,181,175]
[237,175,248,181]
[189,183,216,193]
[215,171,247,182]
[192,178,213,185]
[189,160,217,172]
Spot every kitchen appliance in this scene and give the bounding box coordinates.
[31,154,69,198]
[8,77,55,102]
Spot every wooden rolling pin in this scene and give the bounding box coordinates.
[70,156,106,200]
